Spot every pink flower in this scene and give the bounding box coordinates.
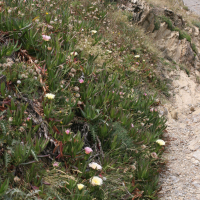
[26,117,31,122]
[84,147,93,154]
[53,162,59,167]
[131,123,134,128]
[42,35,51,41]
[79,79,84,83]
[150,108,154,112]
[154,108,157,112]
[65,129,70,134]
[144,93,147,96]
[136,62,139,65]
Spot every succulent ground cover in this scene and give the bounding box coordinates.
[0,0,168,199]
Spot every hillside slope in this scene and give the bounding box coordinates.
[1,0,199,199]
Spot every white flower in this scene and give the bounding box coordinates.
[45,93,55,99]
[106,50,112,54]
[75,93,80,98]
[70,52,78,56]
[77,184,84,190]
[91,30,97,34]
[90,176,103,186]
[17,80,21,84]
[71,68,76,73]
[74,86,79,91]
[9,117,13,122]
[77,101,82,105]
[134,55,140,58]
[156,139,165,146]
[89,162,102,170]
[47,25,53,30]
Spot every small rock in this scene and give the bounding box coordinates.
[189,139,200,151]
[190,106,195,112]
[170,176,179,182]
[192,180,200,188]
[193,118,198,123]
[171,110,178,120]
[192,150,200,161]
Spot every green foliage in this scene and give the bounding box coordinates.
[0,179,9,197]
[12,143,32,166]
[160,15,174,31]
[180,64,190,76]
[183,6,189,11]
[193,20,200,30]
[111,122,135,148]
[160,16,191,42]
[0,0,169,199]
[178,29,191,42]
[191,43,198,54]
[0,40,21,59]
[154,16,161,31]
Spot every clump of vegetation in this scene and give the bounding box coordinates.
[0,0,168,199]
[160,15,174,31]
[159,16,191,42]
[183,6,189,11]
[192,20,200,30]
[154,16,161,31]
[179,64,190,76]
[196,75,200,84]
[191,43,198,54]
[177,28,191,42]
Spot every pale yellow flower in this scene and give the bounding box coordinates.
[106,50,112,54]
[91,30,97,34]
[134,55,140,58]
[14,176,20,182]
[45,93,55,99]
[70,52,78,56]
[90,176,103,186]
[156,139,165,146]
[77,183,84,190]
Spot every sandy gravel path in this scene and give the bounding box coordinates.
[157,1,200,199]
[158,69,200,199]
[183,0,200,14]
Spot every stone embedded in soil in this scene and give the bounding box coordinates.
[192,150,200,161]
[192,180,200,188]
[188,139,200,151]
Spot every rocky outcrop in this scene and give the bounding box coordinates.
[152,23,195,67]
[119,0,200,69]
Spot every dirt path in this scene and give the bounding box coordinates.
[157,1,200,199]
[183,0,200,14]
[158,69,200,199]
